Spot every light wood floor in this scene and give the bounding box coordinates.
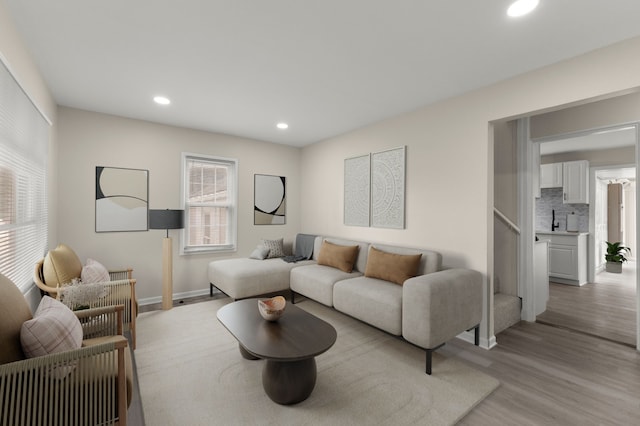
[453,321,640,424]
[536,263,637,347]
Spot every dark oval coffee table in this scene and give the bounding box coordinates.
[217,298,337,405]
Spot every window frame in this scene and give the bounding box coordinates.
[180,152,238,255]
[0,55,51,292]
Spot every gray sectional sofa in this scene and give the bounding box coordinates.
[208,234,483,374]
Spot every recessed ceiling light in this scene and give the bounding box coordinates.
[153,96,171,105]
[276,122,289,129]
[507,0,539,17]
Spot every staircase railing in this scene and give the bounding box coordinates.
[494,207,520,235]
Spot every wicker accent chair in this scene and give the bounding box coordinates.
[0,273,131,425]
[34,244,138,349]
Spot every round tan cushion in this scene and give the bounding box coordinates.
[43,244,82,287]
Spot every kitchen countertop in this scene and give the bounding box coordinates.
[536,231,589,236]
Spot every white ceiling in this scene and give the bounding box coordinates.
[7,1,640,147]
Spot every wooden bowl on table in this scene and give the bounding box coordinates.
[258,296,286,321]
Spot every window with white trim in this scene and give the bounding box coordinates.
[181,153,237,254]
[0,58,50,291]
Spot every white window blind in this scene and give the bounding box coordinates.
[0,58,50,291]
[181,153,237,254]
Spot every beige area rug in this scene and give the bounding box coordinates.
[135,298,498,425]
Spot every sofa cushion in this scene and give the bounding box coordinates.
[317,237,370,272]
[20,296,83,358]
[365,246,421,285]
[371,243,441,275]
[81,258,110,283]
[261,238,284,258]
[291,264,362,307]
[333,276,403,335]
[317,241,359,273]
[249,245,270,260]
[43,244,83,286]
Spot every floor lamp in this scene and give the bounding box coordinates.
[149,209,185,310]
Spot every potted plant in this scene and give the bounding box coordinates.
[605,241,631,273]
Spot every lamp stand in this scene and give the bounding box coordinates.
[162,236,173,310]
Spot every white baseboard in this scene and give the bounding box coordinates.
[486,335,497,349]
[138,288,211,306]
[456,330,496,350]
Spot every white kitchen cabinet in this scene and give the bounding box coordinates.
[540,163,563,188]
[538,232,588,286]
[563,160,589,204]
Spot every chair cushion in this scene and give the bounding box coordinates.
[21,296,83,358]
[0,273,33,364]
[81,258,110,283]
[364,246,422,285]
[317,240,359,273]
[43,244,83,286]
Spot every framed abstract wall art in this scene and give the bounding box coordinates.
[95,166,149,232]
[344,154,370,226]
[371,146,405,229]
[254,174,286,225]
[343,146,406,229]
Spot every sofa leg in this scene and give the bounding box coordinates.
[425,343,445,375]
[474,324,480,346]
[425,349,433,375]
[291,291,296,304]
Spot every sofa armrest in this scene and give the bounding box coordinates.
[402,268,483,350]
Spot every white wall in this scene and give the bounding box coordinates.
[541,146,636,167]
[57,107,302,302]
[531,91,640,139]
[493,121,518,297]
[0,1,58,312]
[300,36,640,345]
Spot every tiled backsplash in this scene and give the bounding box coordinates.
[535,188,589,232]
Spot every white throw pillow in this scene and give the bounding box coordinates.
[20,296,83,358]
[249,245,270,260]
[261,238,284,258]
[81,258,110,283]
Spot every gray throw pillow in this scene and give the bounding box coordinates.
[249,245,270,260]
[261,238,284,258]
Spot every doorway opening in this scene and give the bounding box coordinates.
[533,127,637,347]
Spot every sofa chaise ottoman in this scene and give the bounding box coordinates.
[208,257,314,299]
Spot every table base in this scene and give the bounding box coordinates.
[262,358,317,405]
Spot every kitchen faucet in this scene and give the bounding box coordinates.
[551,209,559,231]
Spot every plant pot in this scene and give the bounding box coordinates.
[606,261,622,273]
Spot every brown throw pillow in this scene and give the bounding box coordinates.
[365,246,422,285]
[317,241,359,273]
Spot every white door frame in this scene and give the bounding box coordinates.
[520,122,640,351]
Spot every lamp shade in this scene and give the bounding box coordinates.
[149,209,184,230]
